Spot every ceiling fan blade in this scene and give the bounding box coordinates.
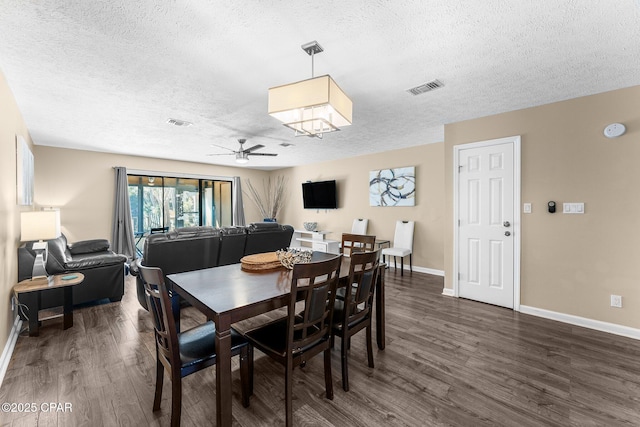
[206,152,234,156]
[243,144,265,153]
[248,152,278,157]
[210,143,236,153]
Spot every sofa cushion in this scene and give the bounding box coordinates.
[66,251,127,270]
[45,235,70,274]
[144,226,221,275]
[69,239,110,255]
[218,226,247,266]
[244,223,294,256]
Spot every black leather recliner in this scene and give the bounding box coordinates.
[18,234,127,310]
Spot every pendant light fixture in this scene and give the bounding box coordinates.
[268,41,352,139]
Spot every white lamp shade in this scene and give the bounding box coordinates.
[268,75,352,136]
[20,210,61,242]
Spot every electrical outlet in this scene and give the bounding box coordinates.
[610,294,622,308]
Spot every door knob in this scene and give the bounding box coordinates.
[505,231,511,236]
[503,221,511,227]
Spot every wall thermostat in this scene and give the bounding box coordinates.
[604,123,626,138]
[548,201,556,213]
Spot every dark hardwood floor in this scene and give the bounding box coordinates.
[2,269,639,426]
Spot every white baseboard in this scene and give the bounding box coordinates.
[520,305,640,341]
[0,316,22,387]
[442,288,455,297]
[413,266,444,276]
[385,264,445,277]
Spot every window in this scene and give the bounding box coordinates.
[128,174,233,252]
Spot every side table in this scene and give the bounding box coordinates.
[13,273,85,337]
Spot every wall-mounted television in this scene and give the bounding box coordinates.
[302,180,337,209]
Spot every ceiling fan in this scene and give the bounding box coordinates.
[207,139,278,164]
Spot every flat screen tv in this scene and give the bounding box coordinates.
[302,180,337,209]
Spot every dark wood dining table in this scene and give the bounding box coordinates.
[166,251,386,427]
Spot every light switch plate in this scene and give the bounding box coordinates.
[523,203,532,213]
[563,203,585,214]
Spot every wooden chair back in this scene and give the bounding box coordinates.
[138,264,180,376]
[341,233,376,257]
[342,250,380,328]
[288,255,343,357]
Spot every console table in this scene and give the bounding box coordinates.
[13,273,84,336]
[290,229,340,254]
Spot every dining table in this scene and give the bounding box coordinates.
[166,251,386,427]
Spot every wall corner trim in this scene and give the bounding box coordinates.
[0,316,22,387]
[519,305,640,341]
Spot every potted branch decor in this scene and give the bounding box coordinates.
[244,176,287,222]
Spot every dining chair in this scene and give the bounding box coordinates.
[380,220,414,276]
[242,255,342,427]
[138,264,253,427]
[351,218,368,234]
[331,250,380,391]
[341,233,376,257]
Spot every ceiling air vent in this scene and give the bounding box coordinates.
[406,79,444,96]
[166,118,193,127]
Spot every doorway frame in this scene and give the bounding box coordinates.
[452,135,522,311]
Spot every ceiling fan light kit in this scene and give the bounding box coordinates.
[235,152,249,164]
[268,41,352,139]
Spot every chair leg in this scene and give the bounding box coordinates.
[240,345,251,408]
[393,256,397,270]
[248,345,254,396]
[409,254,412,274]
[400,257,404,276]
[153,356,164,411]
[324,348,334,400]
[341,334,349,392]
[366,325,374,368]
[285,363,293,427]
[171,372,182,427]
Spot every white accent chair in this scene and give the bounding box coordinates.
[381,220,414,276]
[351,218,368,234]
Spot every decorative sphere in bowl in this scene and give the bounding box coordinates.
[303,222,317,231]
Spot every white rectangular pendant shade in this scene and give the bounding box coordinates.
[268,75,352,136]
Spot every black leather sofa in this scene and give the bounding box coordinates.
[18,234,127,310]
[132,222,294,310]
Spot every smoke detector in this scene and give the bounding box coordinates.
[603,123,626,138]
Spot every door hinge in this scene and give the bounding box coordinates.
[458,219,461,226]
[458,165,463,173]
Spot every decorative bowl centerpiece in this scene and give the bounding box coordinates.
[277,248,313,269]
[303,222,317,232]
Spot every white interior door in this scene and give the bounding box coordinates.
[456,137,519,309]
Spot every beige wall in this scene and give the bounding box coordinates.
[0,71,33,348]
[275,143,445,272]
[33,147,271,242]
[444,85,640,329]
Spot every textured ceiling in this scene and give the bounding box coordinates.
[1,1,639,170]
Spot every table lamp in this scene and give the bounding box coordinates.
[20,210,61,279]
